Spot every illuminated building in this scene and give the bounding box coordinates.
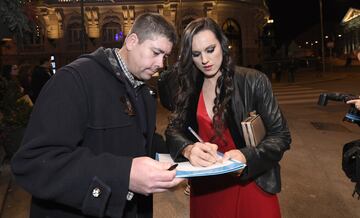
[341,7,360,55]
[1,0,269,68]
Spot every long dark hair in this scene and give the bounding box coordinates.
[171,17,234,142]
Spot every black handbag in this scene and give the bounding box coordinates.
[342,139,360,199]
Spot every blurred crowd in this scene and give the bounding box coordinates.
[0,57,53,105]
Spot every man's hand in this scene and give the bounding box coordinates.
[129,157,184,195]
[182,142,220,167]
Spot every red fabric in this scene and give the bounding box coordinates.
[189,92,281,218]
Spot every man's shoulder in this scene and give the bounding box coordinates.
[65,47,109,73]
[66,57,97,71]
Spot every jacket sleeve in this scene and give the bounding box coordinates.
[165,120,194,162]
[11,68,132,218]
[239,72,291,180]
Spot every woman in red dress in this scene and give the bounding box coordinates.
[165,17,291,218]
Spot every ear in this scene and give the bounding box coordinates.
[125,33,139,51]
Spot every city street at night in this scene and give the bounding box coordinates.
[1,64,360,218]
[1,1,360,217]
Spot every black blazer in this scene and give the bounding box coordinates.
[166,67,291,194]
[11,48,157,218]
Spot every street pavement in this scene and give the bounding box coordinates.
[1,63,360,218]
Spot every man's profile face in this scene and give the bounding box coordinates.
[127,34,173,81]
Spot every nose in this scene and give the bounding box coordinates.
[201,54,209,65]
[155,55,164,69]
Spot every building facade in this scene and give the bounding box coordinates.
[341,7,360,55]
[1,0,269,68]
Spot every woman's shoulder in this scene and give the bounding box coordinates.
[233,65,267,81]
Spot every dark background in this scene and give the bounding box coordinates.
[266,0,360,43]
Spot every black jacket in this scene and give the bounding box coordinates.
[165,67,291,194]
[11,47,157,218]
[31,65,52,102]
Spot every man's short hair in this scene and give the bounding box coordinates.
[129,12,177,45]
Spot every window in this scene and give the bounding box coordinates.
[102,22,121,43]
[23,24,44,46]
[67,22,82,44]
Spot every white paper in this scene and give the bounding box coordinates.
[156,153,246,178]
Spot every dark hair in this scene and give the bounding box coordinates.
[129,12,177,45]
[171,17,234,142]
[1,65,13,80]
[18,64,34,94]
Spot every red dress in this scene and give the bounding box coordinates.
[189,92,281,218]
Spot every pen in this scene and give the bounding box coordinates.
[187,126,204,142]
[188,126,221,162]
[167,163,178,171]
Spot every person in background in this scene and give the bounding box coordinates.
[11,12,183,218]
[1,64,24,94]
[18,64,34,97]
[287,57,297,83]
[30,57,52,102]
[157,64,177,112]
[165,17,291,218]
[345,53,352,67]
[347,98,360,110]
[1,64,19,81]
[274,61,282,82]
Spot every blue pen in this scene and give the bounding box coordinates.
[187,126,204,142]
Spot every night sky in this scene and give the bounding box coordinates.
[266,0,360,43]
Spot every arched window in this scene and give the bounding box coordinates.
[23,23,44,46]
[222,19,243,65]
[67,22,82,44]
[101,21,122,43]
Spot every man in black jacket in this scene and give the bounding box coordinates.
[11,13,183,218]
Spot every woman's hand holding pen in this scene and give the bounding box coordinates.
[183,142,220,167]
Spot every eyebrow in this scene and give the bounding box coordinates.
[153,47,170,55]
[192,44,216,52]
